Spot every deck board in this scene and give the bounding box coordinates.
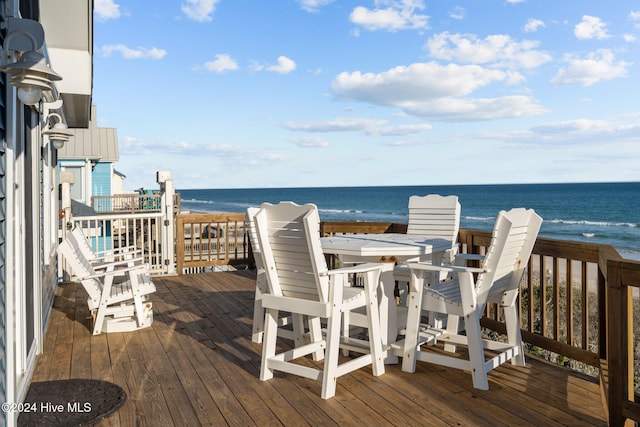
[29,270,608,426]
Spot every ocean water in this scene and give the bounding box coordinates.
[179,182,640,259]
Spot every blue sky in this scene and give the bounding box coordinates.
[93,0,640,190]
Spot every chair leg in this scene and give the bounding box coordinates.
[321,305,342,399]
[363,269,385,377]
[251,287,264,343]
[465,311,489,390]
[93,274,116,335]
[504,305,525,367]
[341,310,351,356]
[292,313,305,347]
[401,271,425,373]
[443,314,460,353]
[307,316,325,361]
[260,308,279,381]
[130,273,149,328]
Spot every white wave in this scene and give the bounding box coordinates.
[183,198,214,204]
[549,219,637,228]
[582,233,595,238]
[320,208,356,214]
[463,215,495,221]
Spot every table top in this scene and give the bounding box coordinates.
[320,233,451,258]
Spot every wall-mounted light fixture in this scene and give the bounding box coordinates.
[0,19,62,106]
[42,112,72,150]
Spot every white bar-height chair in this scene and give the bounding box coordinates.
[248,207,322,359]
[394,194,461,304]
[255,202,386,399]
[393,194,462,333]
[401,208,542,390]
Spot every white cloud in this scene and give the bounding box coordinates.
[332,62,508,105]
[95,0,121,21]
[350,0,429,32]
[524,18,544,33]
[574,15,610,40]
[100,44,167,59]
[518,119,640,146]
[295,0,335,13]
[506,0,526,3]
[290,136,330,147]
[551,49,629,86]
[181,0,220,23]
[449,7,465,20]
[204,54,239,73]
[121,136,284,162]
[331,62,547,121]
[365,124,432,136]
[282,118,387,132]
[630,11,640,29]
[267,56,297,74]
[402,96,547,121]
[623,34,636,43]
[426,32,552,69]
[531,119,613,135]
[283,118,433,136]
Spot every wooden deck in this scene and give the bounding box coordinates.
[31,271,608,426]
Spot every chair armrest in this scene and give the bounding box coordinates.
[80,264,149,280]
[455,253,485,262]
[94,247,143,259]
[92,257,145,268]
[323,262,383,276]
[406,262,485,274]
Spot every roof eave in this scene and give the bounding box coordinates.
[39,1,93,128]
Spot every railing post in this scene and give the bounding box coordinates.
[58,171,74,280]
[606,255,633,427]
[157,171,176,275]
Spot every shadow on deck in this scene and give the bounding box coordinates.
[31,271,608,426]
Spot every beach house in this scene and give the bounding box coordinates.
[0,1,93,425]
[58,104,120,207]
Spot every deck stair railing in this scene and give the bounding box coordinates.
[175,213,250,274]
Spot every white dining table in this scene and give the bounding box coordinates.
[320,233,451,362]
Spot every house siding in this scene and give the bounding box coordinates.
[0,23,7,415]
[92,162,112,197]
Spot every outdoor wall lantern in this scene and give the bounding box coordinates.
[0,20,62,106]
[43,112,72,150]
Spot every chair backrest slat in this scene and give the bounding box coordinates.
[406,194,461,245]
[476,208,542,307]
[69,226,97,262]
[255,202,329,302]
[247,207,264,271]
[57,239,103,302]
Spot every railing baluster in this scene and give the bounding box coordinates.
[566,259,574,346]
[553,257,560,340]
[582,261,588,351]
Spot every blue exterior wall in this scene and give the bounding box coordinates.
[91,162,112,197]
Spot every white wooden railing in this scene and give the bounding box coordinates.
[70,212,168,274]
